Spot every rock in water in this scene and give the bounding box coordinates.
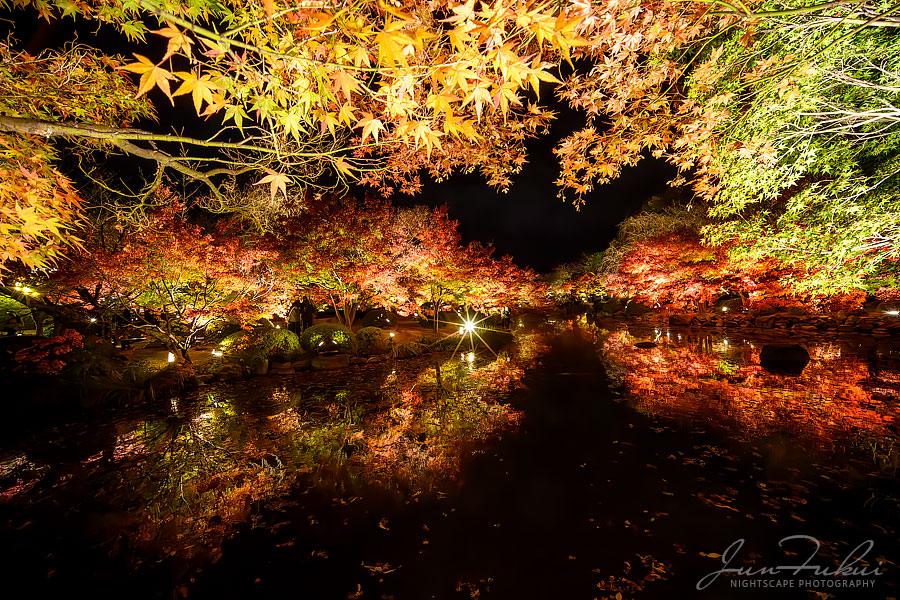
[759,344,810,375]
[214,363,245,381]
[311,353,350,370]
[269,361,295,375]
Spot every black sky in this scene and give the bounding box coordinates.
[399,108,675,272]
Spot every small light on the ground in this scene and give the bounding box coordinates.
[722,307,728,312]
[211,349,223,357]
[389,332,395,337]
[167,352,176,362]
[90,317,97,323]
[887,310,899,316]
[466,352,475,363]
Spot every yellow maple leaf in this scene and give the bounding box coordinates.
[120,54,175,104]
[172,71,221,113]
[254,168,290,202]
[441,0,475,24]
[356,113,386,144]
[152,24,194,61]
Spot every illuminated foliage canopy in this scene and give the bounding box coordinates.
[1,0,899,298]
[0,0,714,269]
[556,0,900,294]
[263,195,541,327]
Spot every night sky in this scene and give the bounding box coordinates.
[400,104,676,273]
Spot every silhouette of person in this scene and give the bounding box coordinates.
[288,300,303,334]
[300,297,316,331]
[3,311,22,336]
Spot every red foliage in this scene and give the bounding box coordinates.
[263,197,543,324]
[13,328,83,374]
[602,230,801,309]
[601,329,900,455]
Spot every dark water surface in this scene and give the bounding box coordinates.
[2,320,899,599]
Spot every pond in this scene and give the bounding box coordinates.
[1,319,898,599]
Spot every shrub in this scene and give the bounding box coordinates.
[259,328,300,354]
[357,326,390,356]
[219,330,250,351]
[300,323,358,354]
[220,327,300,365]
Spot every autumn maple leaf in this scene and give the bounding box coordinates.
[120,54,175,104]
[255,168,290,202]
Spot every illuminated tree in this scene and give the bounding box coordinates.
[264,197,541,328]
[554,0,900,293]
[386,206,541,329]
[264,194,395,327]
[575,207,804,310]
[58,200,274,362]
[0,0,595,268]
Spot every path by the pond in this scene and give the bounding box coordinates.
[1,325,898,599]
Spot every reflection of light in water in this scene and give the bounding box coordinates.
[114,425,150,460]
[810,344,841,361]
[712,339,732,354]
[0,453,30,477]
[602,326,900,465]
[193,411,215,424]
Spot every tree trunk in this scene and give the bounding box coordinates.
[432,287,439,334]
[33,311,46,337]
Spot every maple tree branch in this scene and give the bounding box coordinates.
[0,115,341,156]
[107,138,225,202]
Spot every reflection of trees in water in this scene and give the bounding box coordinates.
[600,328,900,471]
[1,345,539,566]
